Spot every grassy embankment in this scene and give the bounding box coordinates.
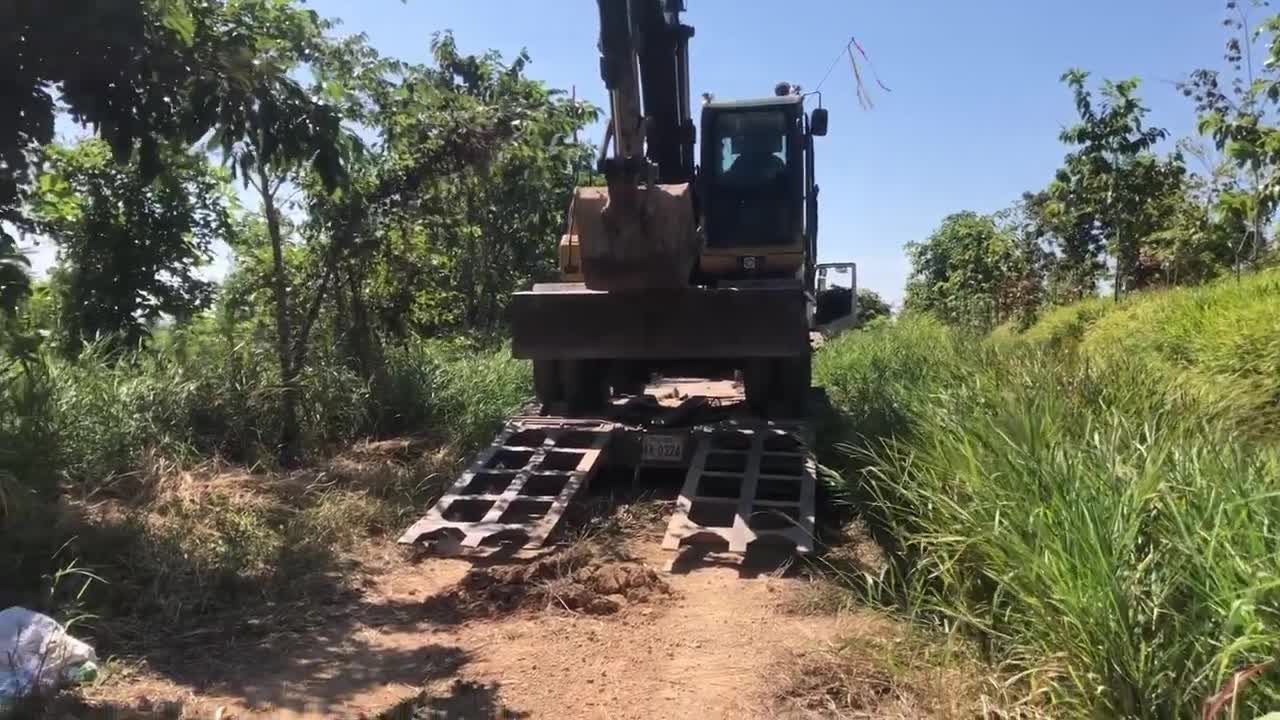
[0,331,530,654]
[815,268,1280,716]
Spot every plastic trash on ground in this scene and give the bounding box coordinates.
[0,607,98,706]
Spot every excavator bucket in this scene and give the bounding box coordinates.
[568,183,699,290]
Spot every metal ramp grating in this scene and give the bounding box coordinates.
[398,419,612,550]
[661,424,816,554]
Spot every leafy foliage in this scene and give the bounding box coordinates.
[913,41,1266,327]
[1052,70,1174,296]
[854,288,892,326]
[904,211,1034,328]
[210,29,595,460]
[1183,0,1278,274]
[1,0,350,297]
[320,34,598,336]
[30,141,233,352]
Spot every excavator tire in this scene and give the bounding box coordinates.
[560,359,611,416]
[533,359,564,414]
[775,355,812,418]
[610,360,650,397]
[744,355,811,419]
[743,358,774,417]
[534,359,612,416]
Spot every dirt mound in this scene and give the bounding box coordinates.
[427,551,671,621]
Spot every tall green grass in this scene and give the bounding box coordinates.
[1,333,531,489]
[382,336,533,450]
[0,331,531,626]
[815,314,965,445]
[821,298,1280,716]
[1079,269,1280,435]
[1014,295,1117,351]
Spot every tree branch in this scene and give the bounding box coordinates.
[289,238,341,374]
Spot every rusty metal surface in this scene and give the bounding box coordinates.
[569,184,699,291]
[661,422,816,554]
[398,420,613,551]
[510,284,809,360]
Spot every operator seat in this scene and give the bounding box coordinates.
[725,133,784,187]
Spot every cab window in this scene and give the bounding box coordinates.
[714,111,789,187]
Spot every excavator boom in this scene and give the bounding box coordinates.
[596,0,695,184]
[566,0,702,293]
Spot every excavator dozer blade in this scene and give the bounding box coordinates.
[510,282,809,361]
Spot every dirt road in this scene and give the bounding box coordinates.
[72,502,879,720]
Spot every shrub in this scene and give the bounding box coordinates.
[383,336,532,450]
[814,314,963,445]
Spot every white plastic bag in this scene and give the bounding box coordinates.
[0,607,98,704]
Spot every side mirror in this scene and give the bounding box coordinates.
[811,108,829,136]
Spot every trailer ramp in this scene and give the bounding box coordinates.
[398,419,612,551]
[661,422,817,554]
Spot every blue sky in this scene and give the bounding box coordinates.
[25,1,1237,304]
[301,0,1230,305]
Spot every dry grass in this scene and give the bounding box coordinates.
[6,437,463,661]
[772,626,1049,720]
[10,437,470,718]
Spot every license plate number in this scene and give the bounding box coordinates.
[642,434,685,463]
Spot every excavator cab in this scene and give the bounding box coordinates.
[698,95,820,285]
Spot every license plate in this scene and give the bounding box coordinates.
[642,434,685,463]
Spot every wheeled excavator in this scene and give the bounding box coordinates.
[399,0,853,557]
[510,0,852,419]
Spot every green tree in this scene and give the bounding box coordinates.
[1023,188,1106,303]
[1056,70,1170,298]
[0,235,33,357]
[1138,156,1237,286]
[30,141,232,352]
[1,0,348,314]
[905,211,1021,328]
[217,30,592,459]
[991,199,1051,326]
[1185,0,1278,273]
[203,0,367,464]
[359,35,597,335]
[854,288,892,325]
[0,236,30,321]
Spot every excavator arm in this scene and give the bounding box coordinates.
[595,0,695,185]
[560,0,700,291]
